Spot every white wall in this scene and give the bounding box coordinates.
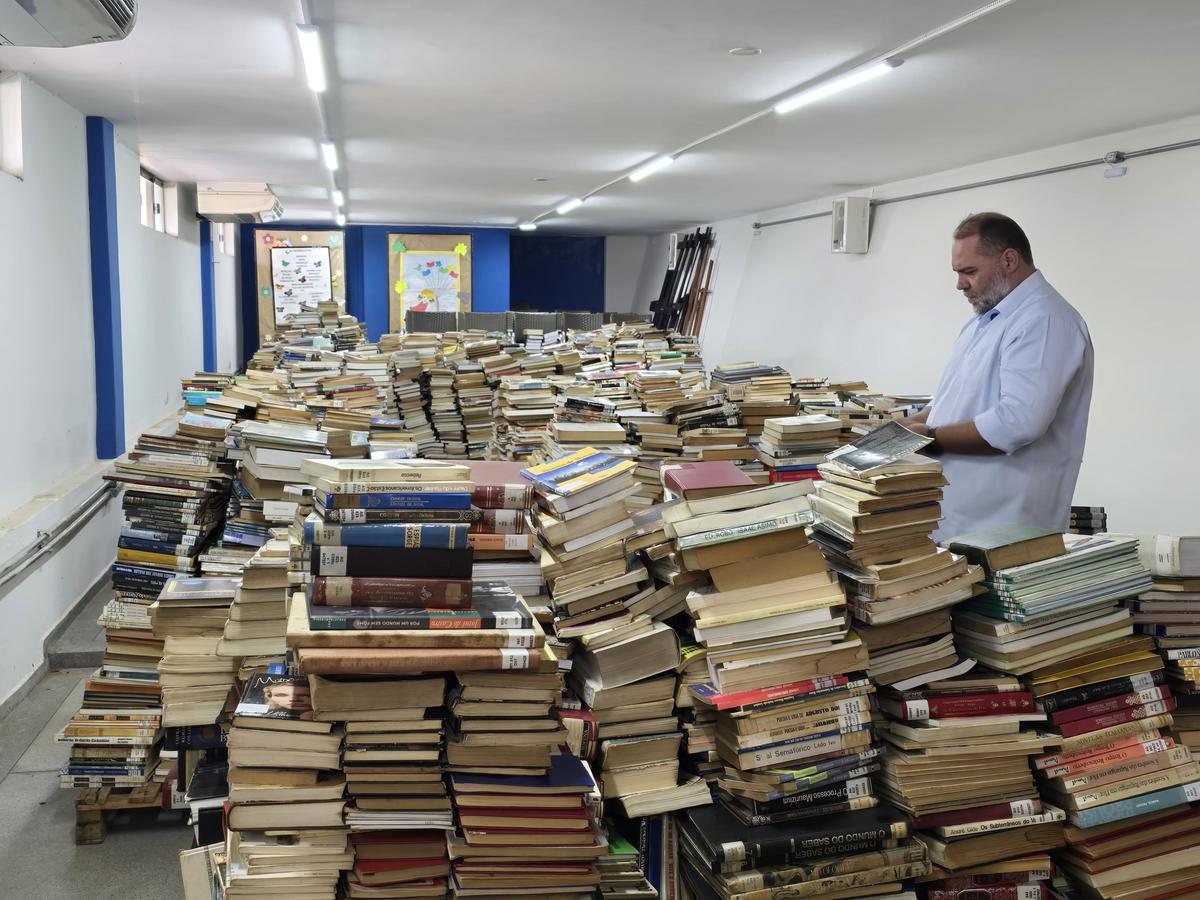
[0,79,210,709]
[605,234,671,313]
[700,114,1200,534]
[214,238,240,373]
[115,137,204,447]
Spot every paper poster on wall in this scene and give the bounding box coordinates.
[271,246,333,324]
[396,250,466,315]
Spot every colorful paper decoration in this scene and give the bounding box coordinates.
[392,240,407,253]
[454,242,468,257]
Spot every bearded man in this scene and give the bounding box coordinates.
[900,212,1094,542]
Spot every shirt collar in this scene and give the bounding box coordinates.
[988,269,1044,320]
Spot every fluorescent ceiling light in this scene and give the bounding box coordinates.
[331,189,344,207]
[774,59,902,115]
[335,212,346,227]
[320,140,339,171]
[555,197,584,215]
[518,222,537,232]
[628,155,675,183]
[296,25,326,93]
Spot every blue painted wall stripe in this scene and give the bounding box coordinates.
[344,225,366,326]
[199,220,217,370]
[237,223,257,365]
[85,116,125,459]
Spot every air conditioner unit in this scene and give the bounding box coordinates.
[831,196,871,254]
[197,183,283,224]
[0,0,136,47]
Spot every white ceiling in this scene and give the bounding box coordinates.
[2,0,1199,233]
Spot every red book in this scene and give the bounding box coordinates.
[351,830,447,845]
[354,858,448,873]
[557,708,598,762]
[911,798,1042,830]
[1057,698,1176,738]
[769,470,823,483]
[469,508,527,534]
[466,461,534,509]
[690,675,850,711]
[663,461,755,500]
[468,532,536,552]
[1049,687,1172,725]
[893,691,1034,721]
[1034,732,1158,770]
[936,872,1051,890]
[309,576,473,607]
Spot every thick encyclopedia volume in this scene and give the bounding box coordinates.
[302,521,471,549]
[309,576,473,608]
[471,484,533,510]
[316,491,473,510]
[309,546,474,579]
[1037,670,1165,712]
[306,595,533,632]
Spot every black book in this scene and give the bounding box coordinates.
[679,801,908,872]
[305,591,531,632]
[720,794,879,828]
[722,766,879,818]
[309,545,474,578]
[1036,669,1166,713]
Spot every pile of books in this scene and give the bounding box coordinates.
[1070,505,1108,535]
[309,673,452,897]
[216,540,289,674]
[55,675,163,789]
[222,672,347,899]
[151,576,240,727]
[757,413,841,483]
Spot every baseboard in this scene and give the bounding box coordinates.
[0,567,108,722]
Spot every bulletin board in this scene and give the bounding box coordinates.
[387,233,473,332]
[254,229,345,344]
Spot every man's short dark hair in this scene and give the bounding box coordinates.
[954,212,1034,266]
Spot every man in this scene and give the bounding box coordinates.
[902,212,1094,542]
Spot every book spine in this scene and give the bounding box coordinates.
[1049,686,1171,725]
[733,695,872,736]
[896,684,1024,699]
[467,532,535,551]
[678,512,810,549]
[1166,648,1200,660]
[316,466,467,484]
[929,886,1046,900]
[1040,737,1174,778]
[470,508,525,534]
[737,727,871,769]
[721,844,927,894]
[745,779,874,816]
[310,576,473,608]
[309,546,474,579]
[912,798,1041,830]
[316,479,473,494]
[306,609,531,632]
[693,675,849,711]
[1057,698,1175,738]
[934,807,1064,838]
[1056,713,1172,755]
[117,537,193,556]
[471,484,532,510]
[734,862,932,900]
[901,692,1033,721]
[303,522,471,549]
[296,647,536,675]
[324,507,481,524]
[735,710,872,750]
[743,823,906,866]
[1068,780,1200,828]
[319,493,472,510]
[1034,733,1159,770]
[1063,761,1198,810]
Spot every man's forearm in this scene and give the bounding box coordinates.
[900,405,932,427]
[930,419,1001,455]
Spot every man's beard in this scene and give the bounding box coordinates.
[967,267,1011,316]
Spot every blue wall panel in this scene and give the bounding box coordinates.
[199,220,217,371]
[237,223,258,365]
[510,235,605,311]
[85,116,125,459]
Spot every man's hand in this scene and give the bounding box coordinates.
[904,422,931,437]
[911,419,1002,456]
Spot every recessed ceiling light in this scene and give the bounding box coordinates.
[518,222,537,232]
[728,47,762,56]
[556,197,584,215]
[534,177,549,182]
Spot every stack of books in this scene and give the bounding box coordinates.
[222,672,347,899]
[1030,642,1200,898]
[423,366,459,457]
[953,534,1154,675]
[874,669,1061,870]
[463,462,538,564]
[757,413,841,483]
[309,674,452,897]
[596,822,657,898]
[453,363,493,459]
[150,576,240,727]
[1070,505,1108,535]
[914,852,1054,900]
[491,377,557,461]
[217,540,290,674]
[237,421,330,499]
[55,683,163,789]
[446,755,606,897]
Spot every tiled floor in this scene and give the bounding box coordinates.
[0,668,192,899]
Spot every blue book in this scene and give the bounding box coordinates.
[1069,780,1200,829]
[645,815,663,891]
[316,491,472,510]
[448,754,595,793]
[118,536,194,556]
[302,520,470,549]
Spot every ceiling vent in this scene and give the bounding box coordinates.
[0,0,136,47]
[197,182,283,224]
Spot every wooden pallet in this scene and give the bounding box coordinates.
[74,782,168,845]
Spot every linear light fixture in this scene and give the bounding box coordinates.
[296,25,327,93]
[518,222,537,231]
[555,197,584,215]
[320,140,339,171]
[774,59,902,115]
[331,189,345,207]
[628,154,675,183]
[335,212,346,227]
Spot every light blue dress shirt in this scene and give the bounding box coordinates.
[926,270,1094,542]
